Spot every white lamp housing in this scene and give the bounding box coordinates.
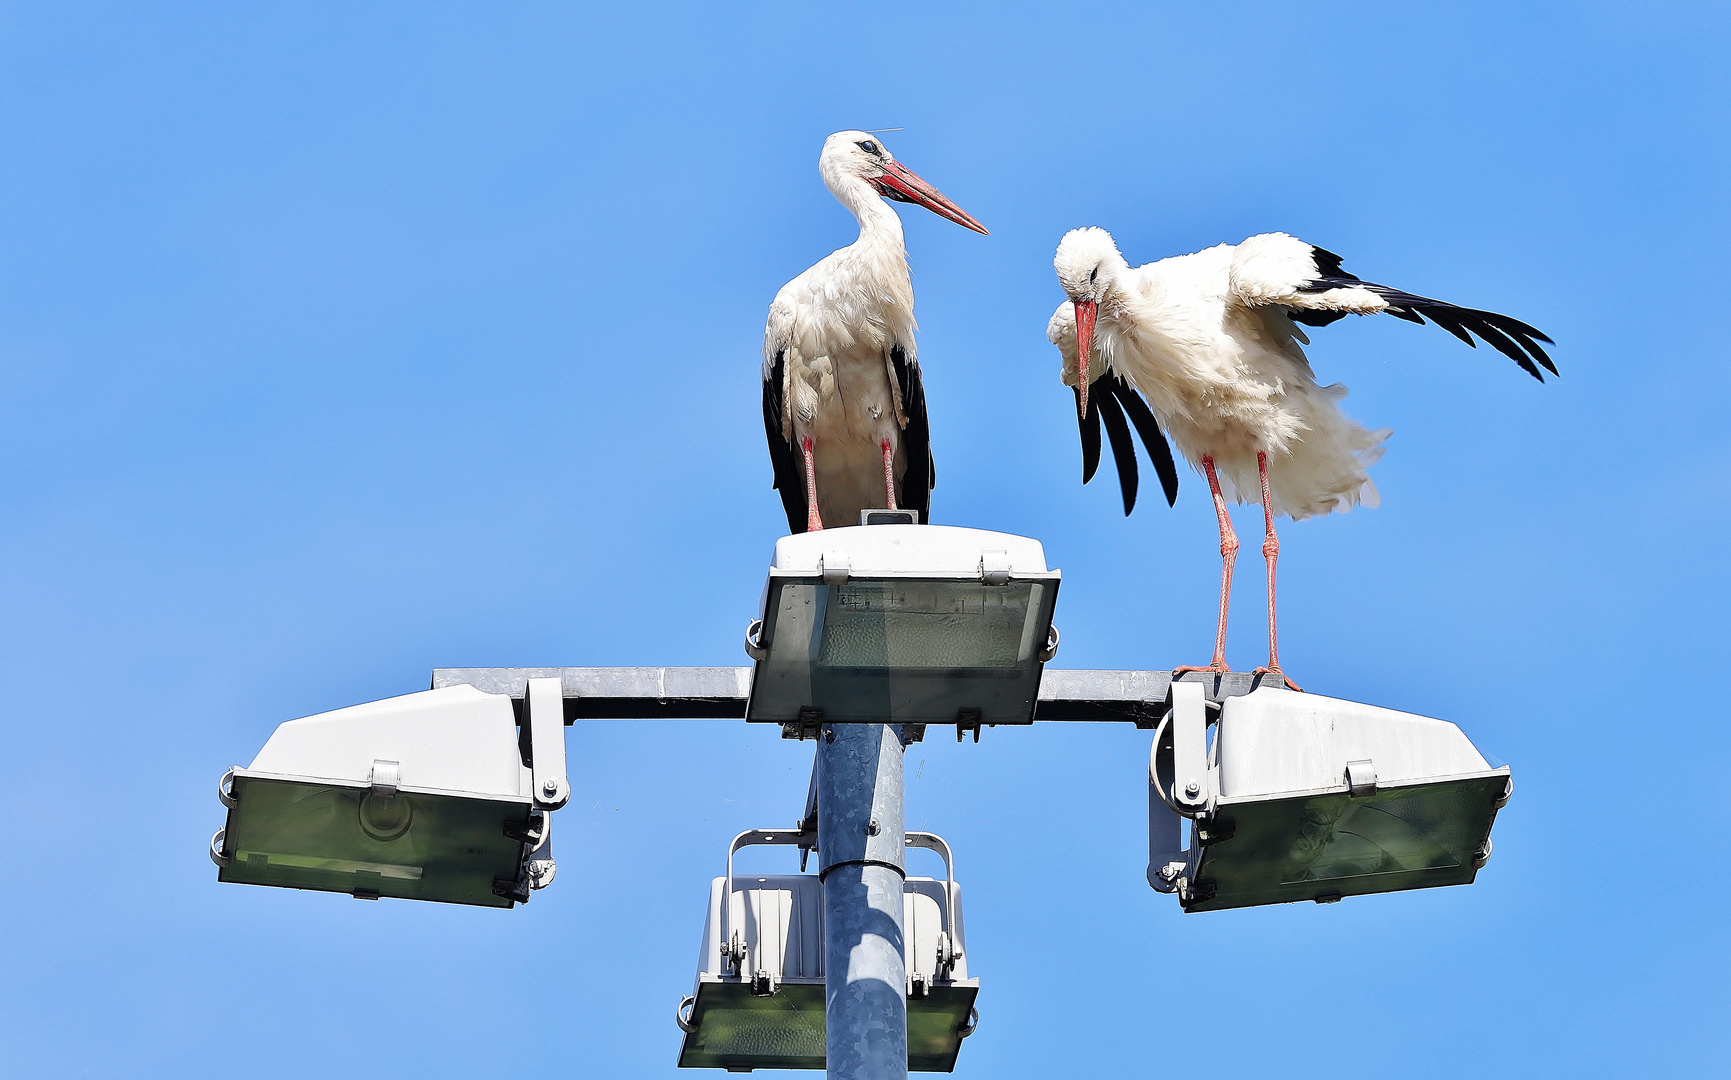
[1150,685,1512,912]
[676,830,977,1072]
[211,679,568,908]
[745,525,1060,728]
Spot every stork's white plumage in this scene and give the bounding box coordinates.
[762,132,987,533]
[1048,227,1555,687]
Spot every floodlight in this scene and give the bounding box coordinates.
[744,524,1060,731]
[675,829,978,1072]
[210,678,570,908]
[1148,683,1511,912]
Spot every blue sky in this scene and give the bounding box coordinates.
[1,2,1726,1076]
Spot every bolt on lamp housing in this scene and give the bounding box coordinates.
[1149,684,1511,912]
[210,678,570,908]
[744,525,1060,730]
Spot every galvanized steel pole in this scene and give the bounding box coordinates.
[817,723,907,1080]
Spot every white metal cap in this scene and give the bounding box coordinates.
[769,525,1051,578]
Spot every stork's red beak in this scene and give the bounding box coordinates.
[871,160,989,234]
[1073,299,1097,419]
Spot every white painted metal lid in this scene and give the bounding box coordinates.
[246,684,527,799]
[1217,686,1500,799]
[770,524,1051,578]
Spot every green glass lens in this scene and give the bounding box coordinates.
[219,775,532,908]
[677,980,977,1072]
[819,582,1037,669]
[1187,774,1505,912]
[747,578,1056,725]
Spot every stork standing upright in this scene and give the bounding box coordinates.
[1047,227,1555,689]
[763,131,988,534]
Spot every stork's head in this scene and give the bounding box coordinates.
[1053,227,1126,419]
[819,131,989,234]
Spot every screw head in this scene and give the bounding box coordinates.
[541,779,561,797]
[867,819,880,836]
[1184,780,1201,797]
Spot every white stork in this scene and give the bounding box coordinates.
[763,131,988,533]
[1047,227,1555,689]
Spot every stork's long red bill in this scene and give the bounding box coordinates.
[1073,299,1098,419]
[871,159,990,234]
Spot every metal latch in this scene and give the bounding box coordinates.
[1170,682,1212,814]
[526,677,570,810]
[781,706,824,742]
[820,549,851,585]
[979,550,1012,585]
[368,759,400,797]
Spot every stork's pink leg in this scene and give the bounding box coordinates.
[880,439,899,511]
[801,436,823,532]
[1174,455,1237,677]
[1251,451,1302,692]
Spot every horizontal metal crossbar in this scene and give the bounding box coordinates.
[430,667,1288,726]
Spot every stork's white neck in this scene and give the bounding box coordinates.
[828,174,906,252]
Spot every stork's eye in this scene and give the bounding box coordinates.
[1089,267,1098,283]
[857,140,880,155]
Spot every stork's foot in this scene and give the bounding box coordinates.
[1172,662,1228,679]
[1252,666,1302,692]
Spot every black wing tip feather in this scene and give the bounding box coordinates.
[1304,274,1558,382]
[1075,385,1102,485]
[1092,386,1139,516]
[1307,245,1359,282]
[762,351,810,534]
[1290,308,1349,328]
[889,345,935,524]
[1074,374,1181,516]
[1107,375,1179,508]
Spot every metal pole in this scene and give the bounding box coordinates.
[817,722,907,1080]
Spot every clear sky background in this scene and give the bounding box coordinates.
[1,2,1725,1076]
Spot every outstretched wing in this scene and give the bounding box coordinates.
[889,343,935,523]
[1079,372,1180,515]
[1229,232,1558,382]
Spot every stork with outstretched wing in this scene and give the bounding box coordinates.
[1048,227,1555,688]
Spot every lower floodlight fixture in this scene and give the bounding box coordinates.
[210,677,571,908]
[1147,682,1512,912]
[676,829,977,1072]
[744,524,1060,733]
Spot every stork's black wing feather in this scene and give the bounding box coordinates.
[1308,246,1360,282]
[1074,385,1102,484]
[762,350,809,534]
[1108,376,1180,507]
[889,344,935,524]
[1076,374,1179,514]
[1289,308,1350,328]
[1297,272,1558,382]
[1093,384,1140,516]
